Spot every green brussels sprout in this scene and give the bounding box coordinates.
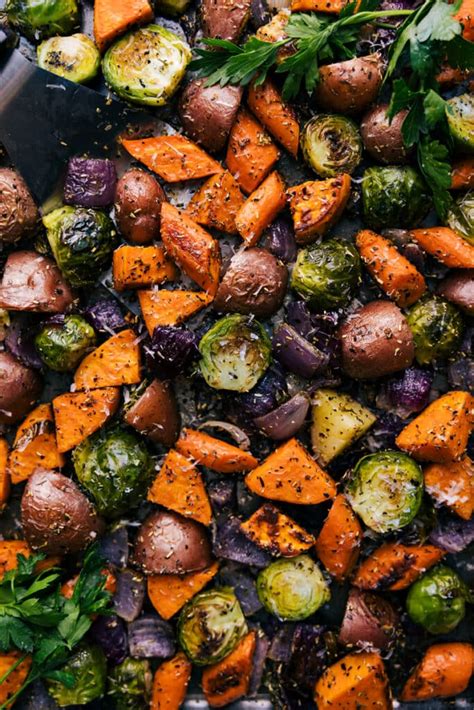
[102,25,191,107]
[346,451,423,534]
[257,555,330,621]
[35,315,96,372]
[108,658,152,710]
[178,588,247,665]
[447,192,474,245]
[301,115,362,177]
[47,645,106,706]
[73,427,154,518]
[198,314,271,392]
[156,0,191,15]
[291,239,361,310]
[43,206,117,288]
[406,295,464,365]
[406,565,469,634]
[6,0,79,40]
[446,94,474,154]
[37,34,100,84]
[361,166,430,230]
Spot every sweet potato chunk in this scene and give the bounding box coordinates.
[94,0,153,51]
[247,79,300,156]
[424,457,474,520]
[139,289,212,335]
[186,171,245,234]
[148,562,219,619]
[112,245,177,291]
[401,643,474,701]
[315,494,363,581]
[8,404,64,484]
[287,174,351,243]
[202,631,256,708]
[0,439,10,509]
[353,543,445,591]
[151,652,192,710]
[235,171,287,246]
[314,651,391,709]
[240,503,315,556]
[53,388,121,453]
[226,109,279,194]
[0,652,32,709]
[74,328,141,390]
[176,428,258,473]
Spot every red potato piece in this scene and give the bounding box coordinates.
[314,54,384,115]
[437,270,474,315]
[114,169,166,245]
[0,168,39,243]
[0,352,42,425]
[202,0,252,41]
[123,379,180,447]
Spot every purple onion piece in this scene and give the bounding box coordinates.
[248,629,270,697]
[84,299,126,334]
[145,325,199,378]
[448,357,474,392]
[208,478,236,513]
[64,157,117,208]
[128,616,175,659]
[90,614,128,665]
[385,367,433,416]
[273,323,329,379]
[236,479,262,518]
[219,563,262,616]
[263,218,297,263]
[286,300,315,339]
[99,525,129,569]
[5,317,43,369]
[363,412,404,453]
[268,624,296,663]
[236,365,288,420]
[429,517,474,553]
[213,517,271,568]
[113,569,145,622]
[254,392,310,441]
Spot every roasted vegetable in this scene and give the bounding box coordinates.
[124,379,180,447]
[406,565,469,634]
[6,0,79,40]
[226,109,279,195]
[0,168,39,243]
[201,0,251,42]
[314,54,384,115]
[291,238,361,310]
[176,428,258,473]
[114,169,165,244]
[360,104,409,164]
[353,542,445,591]
[93,0,154,52]
[437,270,474,315]
[346,451,423,534]
[339,589,399,651]
[103,25,191,106]
[198,314,271,392]
[64,157,117,209]
[406,296,464,365]
[43,206,116,288]
[73,427,153,518]
[178,588,247,665]
[0,351,42,424]
[314,495,363,581]
[35,315,95,372]
[108,658,152,710]
[257,555,329,621]
[53,388,120,453]
[240,504,315,557]
[401,643,474,701]
[147,563,219,620]
[409,226,474,269]
[446,93,474,153]
[47,645,106,706]
[287,175,351,243]
[447,192,474,244]
[8,403,64,483]
[362,166,430,229]
[37,34,100,83]
[202,631,256,708]
[314,651,390,709]
[301,114,362,177]
[150,653,191,710]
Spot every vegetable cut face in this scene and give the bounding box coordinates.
[93,0,153,51]
[52,387,121,453]
[401,643,474,701]
[226,109,280,195]
[186,171,245,235]
[245,437,336,504]
[150,652,192,710]
[139,289,212,334]
[202,631,256,708]
[112,245,177,291]
[74,328,141,390]
[424,457,474,520]
[7,403,64,484]
[247,79,300,157]
[315,494,362,581]
[314,651,391,709]
[147,563,219,620]
[287,174,351,243]
[240,503,315,557]
[353,543,445,591]
[176,428,258,473]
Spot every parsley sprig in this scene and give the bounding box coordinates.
[0,546,111,708]
[190,0,413,100]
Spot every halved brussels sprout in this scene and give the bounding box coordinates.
[406,296,464,365]
[198,314,271,392]
[447,192,474,245]
[37,34,100,84]
[73,427,154,518]
[6,0,79,40]
[346,450,423,534]
[35,315,96,372]
[178,588,247,665]
[257,555,330,621]
[362,166,430,230]
[291,239,361,310]
[102,25,191,107]
[406,565,469,634]
[47,645,106,706]
[43,206,117,288]
[311,389,376,466]
[301,115,362,178]
[108,658,152,710]
[446,94,474,154]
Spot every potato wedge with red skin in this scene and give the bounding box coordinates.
[437,270,474,315]
[114,169,166,245]
[339,589,399,651]
[124,379,180,447]
[315,54,384,115]
[202,0,252,41]
[0,352,42,425]
[0,168,39,243]
[360,105,410,165]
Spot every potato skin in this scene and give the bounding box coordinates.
[437,270,474,315]
[0,351,42,424]
[315,54,384,115]
[202,0,251,42]
[133,509,213,574]
[339,300,414,379]
[0,251,76,313]
[0,168,39,243]
[21,469,105,555]
[339,589,399,651]
[179,79,243,154]
[123,379,180,446]
[360,104,410,164]
[114,169,166,244]
[214,247,288,318]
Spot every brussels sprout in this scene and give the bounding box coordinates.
[291,239,361,310]
[447,192,474,245]
[257,555,330,621]
[102,25,191,107]
[156,0,191,15]
[178,588,247,665]
[73,427,154,518]
[301,115,362,177]
[37,34,100,84]
[35,315,96,372]
[47,645,106,706]
[362,166,430,229]
[406,296,464,365]
[108,658,152,710]
[446,94,474,154]
[346,450,423,534]
[406,565,469,634]
[6,0,79,40]
[198,314,271,392]
[43,206,117,288]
